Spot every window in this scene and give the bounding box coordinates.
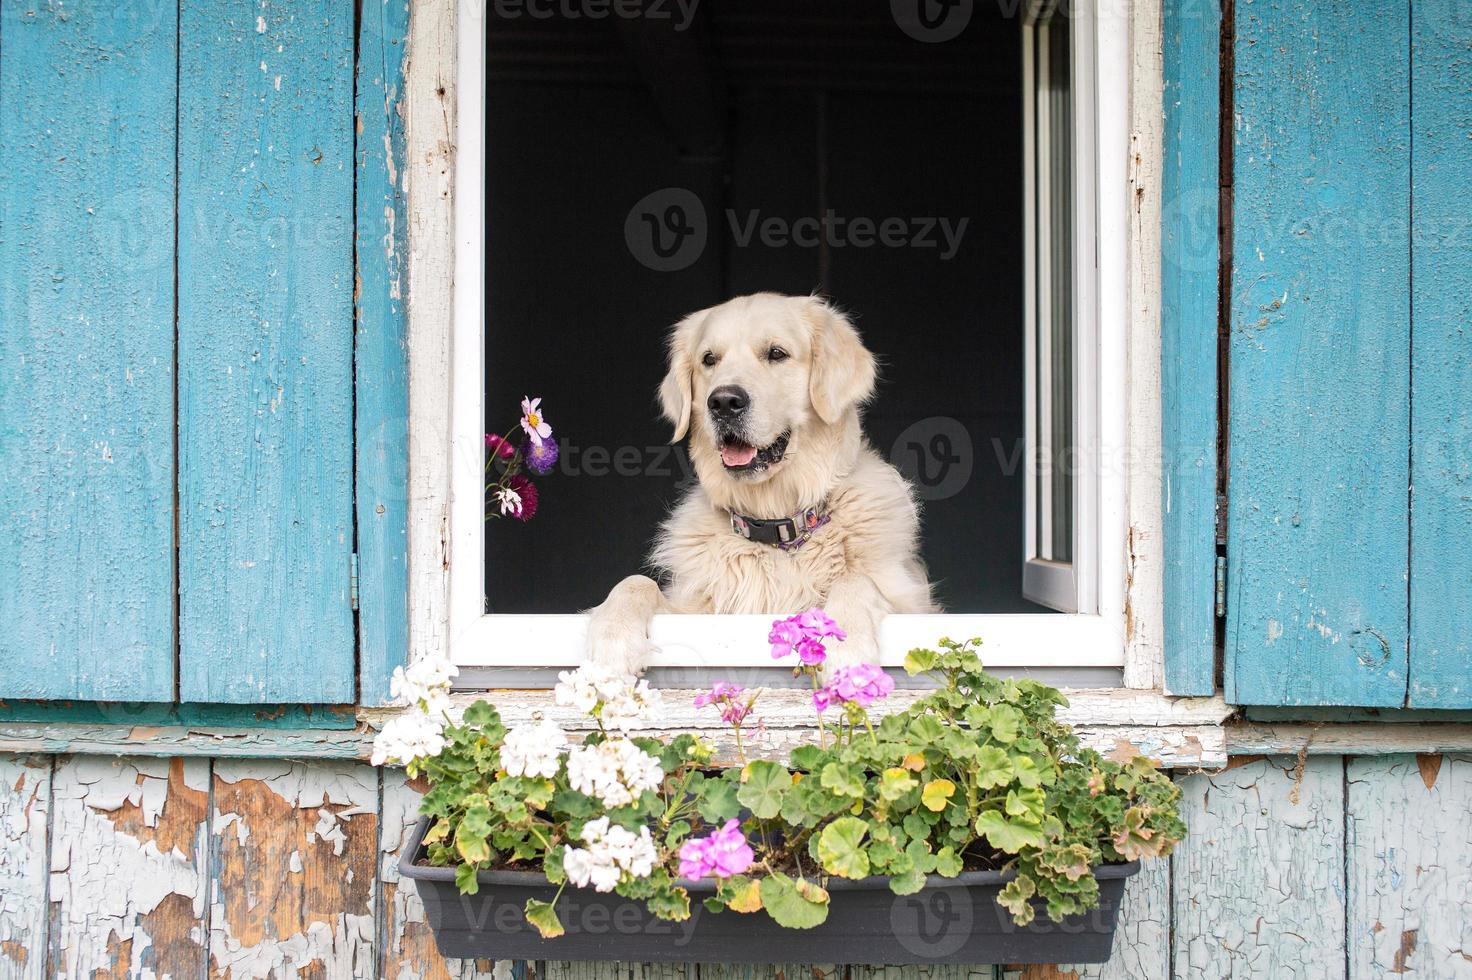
[448,0,1128,674]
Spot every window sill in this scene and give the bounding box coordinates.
[373,687,1236,768]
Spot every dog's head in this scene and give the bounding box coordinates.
[659,293,878,490]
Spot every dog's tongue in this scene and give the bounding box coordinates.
[721,442,758,467]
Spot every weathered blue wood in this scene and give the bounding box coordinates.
[0,3,178,701]
[1226,0,1411,706]
[177,0,357,703]
[356,0,413,706]
[1160,0,1221,697]
[1407,0,1472,709]
[0,701,357,730]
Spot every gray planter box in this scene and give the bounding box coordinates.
[399,817,1139,964]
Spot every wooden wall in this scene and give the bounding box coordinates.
[2,753,1469,978]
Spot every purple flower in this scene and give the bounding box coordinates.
[678,819,755,879]
[812,664,894,714]
[769,608,847,665]
[525,437,559,475]
[693,682,751,725]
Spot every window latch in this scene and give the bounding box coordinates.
[1214,555,1227,619]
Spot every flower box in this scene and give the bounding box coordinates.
[400,815,1140,964]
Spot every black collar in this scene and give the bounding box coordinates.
[728,503,831,551]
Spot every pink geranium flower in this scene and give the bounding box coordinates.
[769,608,847,666]
[812,663,894,714]
[693,682,751,725]
[678,819,755,879]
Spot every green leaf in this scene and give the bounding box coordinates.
[789,745,826,771]
[455,821,491,866]
[906,715,945,747]
[989,703,1023,744]
[820,762,866,799]
[879,768,919,801]
[525,898,565,938]
[460,800,494,836]
[759,874,830,929]
[697,775,742,823]
[997,874,1037,926]
[462,700,505,742]
[935,846,964,877]
[903,647,938,675]
[816,816,871,878]
[647,885,692,921]
[454,861,480,895]
[973,745,1014,789]
[543,845,566,884]
[888,867,927,895]
[974,810,1044,853]
[737,761,792,819]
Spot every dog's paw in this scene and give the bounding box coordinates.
[584,617,653,677]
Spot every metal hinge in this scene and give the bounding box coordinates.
[350,553,360,611]
[1215,492,1229,546]
[1214,555,1227,619]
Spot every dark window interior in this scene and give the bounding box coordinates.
[484,0,1046,615]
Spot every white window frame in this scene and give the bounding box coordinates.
[446,0,1129,671]
[1023,0,1096,614]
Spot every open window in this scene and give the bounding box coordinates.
[449,0,1127,675]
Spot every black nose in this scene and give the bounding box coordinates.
[707,385,749,420]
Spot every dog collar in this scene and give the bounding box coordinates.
[728,503,831,552]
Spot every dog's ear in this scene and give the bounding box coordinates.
[658,315,696,442]
[806,299,878,425]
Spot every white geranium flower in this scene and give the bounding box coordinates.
[500,718,568,778]
[565,739,664,808]
[554,665,661,732]
[562,817,657,893]
[371,711,447,766]
[390,657,458,712]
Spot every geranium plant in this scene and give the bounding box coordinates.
[375,613,1185,937]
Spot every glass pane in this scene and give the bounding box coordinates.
[1046,10,1073,562]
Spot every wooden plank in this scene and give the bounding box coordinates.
[1226,0,1412,706]
[0,701,356,729]
[1228,722,1472,757]
[698,963,845,980]
[1171,756,1347,976]
[0,723,377,761]
[208,759,377,976]
[1408,0,1472,708]
[176,0,357,703]
[0,0,177,701]
[47,756,210,979]
[1346,754,1472,978]
[380,768,502,979]
[1159,0,1220,697]
[355,0,414,706]
[0,756,50,978]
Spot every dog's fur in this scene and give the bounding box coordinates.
[585,293,937,673]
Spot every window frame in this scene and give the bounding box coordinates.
[445,0,1131,672]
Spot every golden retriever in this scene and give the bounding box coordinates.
[585,293,937,673]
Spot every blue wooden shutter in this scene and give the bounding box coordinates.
[0,4,179,701]
[1223,0,1471,707]
[176,0,357,703]
[1161,0,1222,697]
[1407,0,1472,708]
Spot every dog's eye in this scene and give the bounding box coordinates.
[701,351,717,367]
[767,346,789,363]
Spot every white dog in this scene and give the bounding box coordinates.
[585,293,937,673]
